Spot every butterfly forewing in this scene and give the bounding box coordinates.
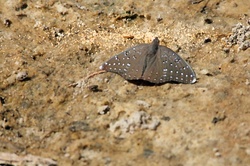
[100,44,149,80]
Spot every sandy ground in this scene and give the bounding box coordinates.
[0,0,250,165]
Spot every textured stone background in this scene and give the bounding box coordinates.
[0,0,250,165]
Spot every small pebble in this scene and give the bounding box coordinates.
[157,15,163,22]
[55,2,68,15]
[223,47,230,53]
[246,148,250,155]
[64,153,70,158]
[204,18,213,24]
[200,69,212,76]
[88,85,101,92]
[135,100,151,108]
[213,148,219,152]
[213,148,221,157]
[212,116,226,124]
[215,152,221,157]
[97,105,110,115]
[76,4,87,10]
[245,79,250,85]
[16,71,28,81]
[204,38,211,43]
[69,121,90,132]
[54,28,64,38]
[161,116,171,121]
[4,19,12,27]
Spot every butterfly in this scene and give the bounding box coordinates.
[100,37,196,84]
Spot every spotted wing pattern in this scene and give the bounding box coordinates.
[142,46,196,84]
[100,38,196,84]
[100,44,151,80]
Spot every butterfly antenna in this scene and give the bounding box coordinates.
[86,70,107,79]
[69,70,107,87]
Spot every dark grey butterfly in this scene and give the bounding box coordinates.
[100,37,196,84]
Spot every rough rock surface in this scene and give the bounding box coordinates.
[0,0,250,165]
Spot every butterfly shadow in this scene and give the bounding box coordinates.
[127,79,181,86]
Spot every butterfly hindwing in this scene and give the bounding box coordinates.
[142,46,196,84]
[158,46,196,84]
